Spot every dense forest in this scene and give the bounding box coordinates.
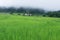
[0,7,60,17]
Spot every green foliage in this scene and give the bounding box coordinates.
[47,11,60,17]
[0,7,45,15]
[0,14,60,40]
[0,7,60,18]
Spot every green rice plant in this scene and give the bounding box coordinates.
[0,14,60,40]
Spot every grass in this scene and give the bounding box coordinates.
[0,14,60,40]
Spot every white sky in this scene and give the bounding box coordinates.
[0,0,60,11]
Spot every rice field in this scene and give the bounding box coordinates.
[0,14,60,40]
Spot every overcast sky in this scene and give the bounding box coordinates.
[0,0,60,11]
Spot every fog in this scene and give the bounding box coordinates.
[0,0,60,11]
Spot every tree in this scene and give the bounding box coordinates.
[7,7,16,14]
[46,11,60,17]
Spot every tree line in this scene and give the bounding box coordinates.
[0,7,60,17]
